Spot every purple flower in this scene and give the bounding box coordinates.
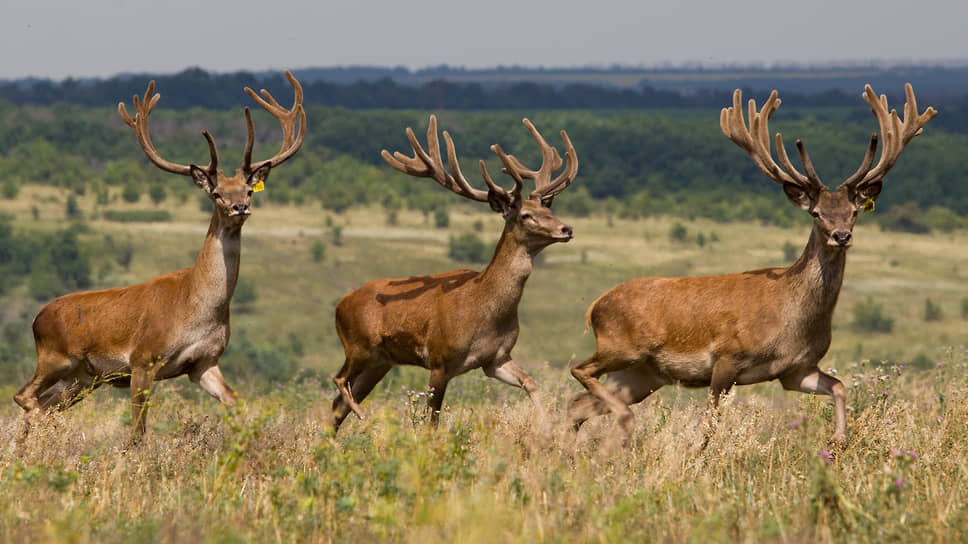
[820,451,833,465]
[895,478,904,489]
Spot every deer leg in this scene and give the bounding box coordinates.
[129,365,152,446]
[328,364,393,433]
[38,376,94,412]
[568,367,665,431]
[331,360,368,421]
[189,364,237,406]
[483,359,541,398]
[781,367,848,447]
[570,353,637,435]
[701,361,741,450]
[427,369,450,427]
[14,353,76,413]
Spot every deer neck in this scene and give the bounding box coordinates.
[188,211,244,313]
[786,224,848,318]
[477,228,536,315]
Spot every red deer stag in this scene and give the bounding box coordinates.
[327,115,577,432]
[14,71,305,445]
[568,84,936,446]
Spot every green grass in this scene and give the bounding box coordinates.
[2,185,968,541]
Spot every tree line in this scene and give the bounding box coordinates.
[1,97,965,225]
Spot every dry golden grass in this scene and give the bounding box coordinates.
[1,351,967,543]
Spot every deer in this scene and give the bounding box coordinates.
[13,70,306,446]
[326,115,577,433]
[568,84,936,447]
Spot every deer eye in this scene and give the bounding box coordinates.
[247,190,253,197]
[521,213,533,221]
[212,192,223,200]
[810,210,819,218]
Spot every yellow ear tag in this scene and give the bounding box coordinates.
[862,198,875,213]
[252,179,265,193]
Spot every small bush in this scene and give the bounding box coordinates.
[448,233,488,264]
[668,222,688,243]
[310,240,326,263]
[924,298,943,322]
[103,210,172,222]
[121,180,141,203]
[2,179,20,199]
[851,297,894,333]
[961,297,968,320]
[434,207,450,228]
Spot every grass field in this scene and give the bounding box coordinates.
[1,185,967,542]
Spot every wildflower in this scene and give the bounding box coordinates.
[937,416,943,423]
[820,451,833,465]
[895,478,905,489]
[883,391,889,397]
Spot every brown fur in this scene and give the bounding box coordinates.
[14,73,304,446]
[569,85,935,447]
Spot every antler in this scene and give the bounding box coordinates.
[381,115,518,203]
[845,83,938,189]
[496,118,578,206]
[119,81,219,177]
[720,89,824,190]
[243,69,306,175]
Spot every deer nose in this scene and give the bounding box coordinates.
[561,224,574,238]
[832,231,852,246]
[232,203,249,214]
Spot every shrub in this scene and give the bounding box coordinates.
[851,297,894,333]
[1,179,20,199]
[924,298,943,322]
[65,195,81,219]
[448,233,488,264]
[121,180,141,203]
[310,240,326,263]
[148,184,167,206]
[434,207,450,228]
[962,297,968,320]
[668,222,688,243]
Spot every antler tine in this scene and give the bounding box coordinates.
[839,134,879,189]
[244,69,306,173]
[485,143,525,203]
[498,119,576,205]
[721,89,819,188]
[118,81,217,177]
[858,83,937,186]
[532,129,578,202]
[381,115,490,202]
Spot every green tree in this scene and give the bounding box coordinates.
[448,233,488,263]
[668,222,688,243]
[122,180,141,203]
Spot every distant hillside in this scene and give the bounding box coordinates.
[286,63,968,96]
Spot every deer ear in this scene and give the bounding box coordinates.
[783,182,813,211]
[852,180,882,206]
[488,189,512,216]
[190,165,216,194]
[247,164,271,187]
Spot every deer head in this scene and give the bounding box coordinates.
[118,70,306,226]
[721,83,937,248]
[382,115,577,253]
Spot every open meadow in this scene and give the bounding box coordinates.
[1,185,967,542]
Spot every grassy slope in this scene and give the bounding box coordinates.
[1,185,967,542]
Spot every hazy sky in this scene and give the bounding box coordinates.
[3,0,966,80]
